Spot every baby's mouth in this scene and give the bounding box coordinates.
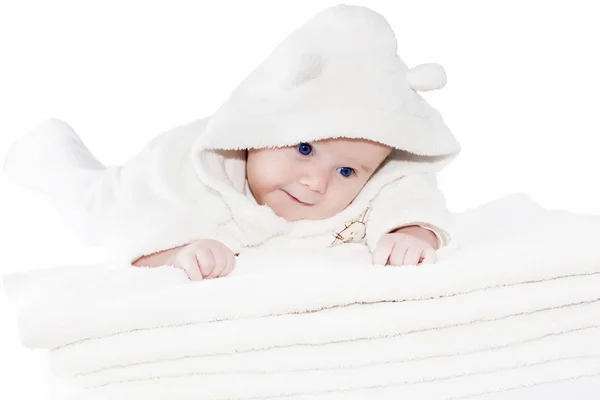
[283,190,314,206]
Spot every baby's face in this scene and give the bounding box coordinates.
[246,138,392,221]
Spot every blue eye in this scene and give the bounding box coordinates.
[337,167,354,177]
[298,143,312,156]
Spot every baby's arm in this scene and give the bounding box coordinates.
[133,240,236,281]
[133,245,185,267]
[392,225,439,249]
[366,173,458,265]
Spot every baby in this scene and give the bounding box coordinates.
[3,5,461,281]
[134,138,443,280]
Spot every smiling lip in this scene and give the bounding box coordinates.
[283,191,313,206]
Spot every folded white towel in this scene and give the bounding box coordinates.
[48,276,600,376]
[3,194,600,399]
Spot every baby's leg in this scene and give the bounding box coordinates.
[3,118,107,200]
[3,119,121,243]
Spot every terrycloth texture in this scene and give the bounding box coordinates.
[2,4,460,264]
[3,194,600,399]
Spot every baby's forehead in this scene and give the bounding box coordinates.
[316,138,392,166]
[318,137,391,153]
[318,136,384,145]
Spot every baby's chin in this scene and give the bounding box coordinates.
[258,190,347,221]
[274,208,329,222]
[267,200,338,222]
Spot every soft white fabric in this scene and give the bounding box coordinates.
[3,194,600,399]
[2,4,460,264]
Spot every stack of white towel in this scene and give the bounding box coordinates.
[3,194,600,399]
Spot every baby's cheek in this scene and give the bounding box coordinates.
[326,187,355,213]
[249,164,285,200]
[345,180,364,200]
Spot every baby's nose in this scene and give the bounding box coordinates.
[300,169,328,194]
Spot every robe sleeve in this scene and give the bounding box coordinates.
[365,173,460,257]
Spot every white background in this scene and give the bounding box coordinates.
[1,0,599,398]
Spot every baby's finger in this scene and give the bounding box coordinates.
[388,244,409,266]
[177,253,203,281]
[207,247,227,278]
[420,248,438,265]
[221,248,236,277]
[372,236,395,266]
[194,248,215,277]
[402,246,423,266]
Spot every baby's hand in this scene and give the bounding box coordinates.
[171,239,236,281]
[372,230,437,266]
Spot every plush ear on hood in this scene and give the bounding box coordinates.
[406,63,447,92]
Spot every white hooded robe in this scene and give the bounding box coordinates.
[2,5,461,264]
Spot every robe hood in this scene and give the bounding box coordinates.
[194,4,460,157]
[189,4,461,245]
